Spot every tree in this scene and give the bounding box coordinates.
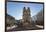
[36,9,44,26]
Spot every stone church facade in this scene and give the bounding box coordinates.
[20,7,32,29]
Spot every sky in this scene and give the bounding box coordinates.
[7,2,43,20]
